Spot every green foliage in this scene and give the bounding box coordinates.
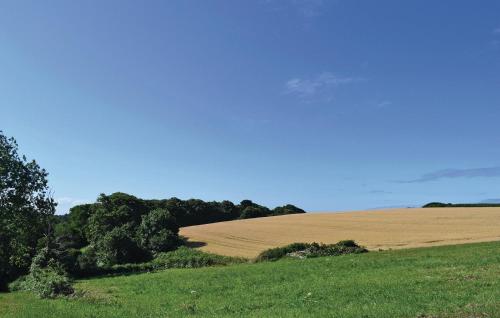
[80,193,181,268]
[256,240,367,261]
[95,225,148,266]
[106,247,245,275]
[53,193,305,273]
[0,131,56,290]
[272,204,306,215]
[137,208,181,255]
[239,206,269,219]
[86,204,135,244]
[238,200,271,219]
[21,267,74,299]
[255,243,310,261]
[76,246,99,276]
[54,204,95,249]
[423,202,453,207]
[57,194,304,246]
[7,275,27,292]
[423,202,500,208]
[10,247,74,298]
[152,247,244,268]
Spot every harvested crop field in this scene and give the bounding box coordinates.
[180,207,500,258]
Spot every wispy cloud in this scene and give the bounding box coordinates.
[57,197,88,205]
[368,190,392,194]
[285,72,361,101]
[264,0,325,19]
[56,197,91,214]
[398,166,500,183]
[377,100,392,108]
[494,28,500,34]
[292,0,324,18]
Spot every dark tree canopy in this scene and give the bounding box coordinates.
[0,131,56,290]
[53,192,306,269]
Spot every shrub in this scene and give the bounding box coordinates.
[151,246,244,268]
[256,240,367,261]
[8,275,28,292]
[11,247,74,298]
[99,247,245,275]
[256,243,310,261]
[22,267,74,298]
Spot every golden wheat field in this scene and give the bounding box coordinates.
[179,207,500,258]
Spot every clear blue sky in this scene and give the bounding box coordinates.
[1,0,500,214]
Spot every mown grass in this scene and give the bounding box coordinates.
[1,241,500,317]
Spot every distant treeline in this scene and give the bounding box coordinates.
[423,202,500,208]
[56,192,305,247]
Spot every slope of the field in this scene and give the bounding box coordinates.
[180,207,500,258]
[2,242,500,317]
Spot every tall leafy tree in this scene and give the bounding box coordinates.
[137,208,180,255]
[0,131,56,290]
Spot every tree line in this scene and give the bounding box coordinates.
[423,202,500,208]
[0,130,305,293]
[52,192,305,276]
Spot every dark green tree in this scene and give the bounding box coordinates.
[137,208,180,255]
[239,206,269,219]
[272,204,306,215]
[54,203,96,249]
[0,131,56,290]
[95,224,147,265]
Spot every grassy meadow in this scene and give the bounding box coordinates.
[2,241,500,318]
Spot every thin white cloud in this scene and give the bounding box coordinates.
[398,166,500,183]
[494,28,500,34]
[285,72,361,100]
[57,197,88,205]
[368,190,393,194]
[56,197,91,214]
[377,100,392,108]
[292,0,324,18]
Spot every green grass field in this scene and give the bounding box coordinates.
[1,241,500,318]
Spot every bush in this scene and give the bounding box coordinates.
[256,240,367,261]
[256,243,310,261]
[151,246,244,268]
[97,247,245,275]
[22,267,74,298]
[8,275,28,292]
[137,208,181,255]
[11,247,74,298]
